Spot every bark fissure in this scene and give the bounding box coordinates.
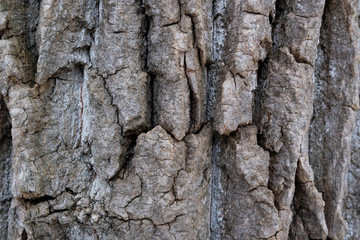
[1,0,360,239]
[309,0,359,239]
[0,95,12,240]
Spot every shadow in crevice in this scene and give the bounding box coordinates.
[0,94,12,240]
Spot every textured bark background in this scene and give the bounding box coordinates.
[0,0,360,239]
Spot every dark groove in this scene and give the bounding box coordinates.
[119,135,138,179]
[22,195,55,205]
[184,52,196,132]
[209,1,227,239]
[65,188,75,195]
[49,209,69,214]
[21,229,27,240]
[271,0,287,53]
[253,58,267,127]
[24,0,40,81]
[148,73,156,128]
[141,1,157,129]
[0,94,12,240]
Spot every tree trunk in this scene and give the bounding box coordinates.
[0,0,359,239]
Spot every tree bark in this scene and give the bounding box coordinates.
[0,0,359,239]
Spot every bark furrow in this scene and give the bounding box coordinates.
[0,0,359,239]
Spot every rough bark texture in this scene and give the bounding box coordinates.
[0,0,360,239]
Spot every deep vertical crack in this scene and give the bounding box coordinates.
[253,58,268,129]
[0,95,12,240]
[118,135,138,179]
[209,2,226,238]
[141,1,156,129]
[184,52,195,131]
[24,0,40,81]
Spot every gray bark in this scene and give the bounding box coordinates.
[0,0,359,239]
